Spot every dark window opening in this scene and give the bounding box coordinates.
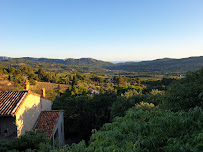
[4,129,9,137]
[54,129,58,139]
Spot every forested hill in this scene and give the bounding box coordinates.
[108,56,203,72]
[0,57,114,73]
[22,57,114,67]
[0,56,202,73]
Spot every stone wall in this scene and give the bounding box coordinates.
[0,116,17,139]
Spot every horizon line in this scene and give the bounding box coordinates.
[0,55,202,63]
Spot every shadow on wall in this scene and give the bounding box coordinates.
[17,103,41,137]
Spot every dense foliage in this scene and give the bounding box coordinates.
[54,67,203,151]
[64,105,203,152]
[53,90,117,142]
[0,130,52,152]
[110,89,164,120]
[165,68,203,111]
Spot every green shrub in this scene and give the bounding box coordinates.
[63,105,203,152]
[0,130,52,152]
[165,68,203,111]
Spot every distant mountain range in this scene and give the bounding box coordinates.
[110,56,203,72]
[22,57,114,67]
[0,57,114,73]
[0,56,202,73]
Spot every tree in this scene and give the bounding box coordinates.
[62,106,203,152]
[165,68,203,111]
[113,75,124,87]
[54,84,63,96]
[72,74,78,86]
[38,68,47,81]
[0,130,52,152]
[53,91,117,143]
[8,67,16,74]
[110,90,141,119]
[65,85,90,97]
[8,74,12,81]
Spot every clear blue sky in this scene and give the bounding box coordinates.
[0,0,202,61]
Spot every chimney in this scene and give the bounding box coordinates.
[41,88,45,98]
[23,80,29,91]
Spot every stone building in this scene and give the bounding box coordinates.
[0,81,65,146]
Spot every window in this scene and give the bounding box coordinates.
[4,129,9,137]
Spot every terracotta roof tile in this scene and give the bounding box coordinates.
[0,91,28,115]
[34,111,61,138]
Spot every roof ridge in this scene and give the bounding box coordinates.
[0,90,29,92]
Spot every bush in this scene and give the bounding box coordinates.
[165,68,203,111]
[53,91,117,142]
[61,105,203,152]
[0,130,52,152]
[110,89,164,120]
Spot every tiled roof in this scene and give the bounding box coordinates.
[0,91,28,116]
[34,111,61,138]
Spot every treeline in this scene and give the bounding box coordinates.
[22,57,114,68]
[0,58,107,73]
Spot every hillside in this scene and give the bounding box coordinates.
[30,82,69,92]
[30,82,69,100]
[108,56,203,72]
[0,56,202,73]
[0,75,14,91]
[0,58,111,73]
[23,57,114,67]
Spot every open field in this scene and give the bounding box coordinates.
[30,82,69,93]
[30,82,69,100]
[0,75,14,91]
